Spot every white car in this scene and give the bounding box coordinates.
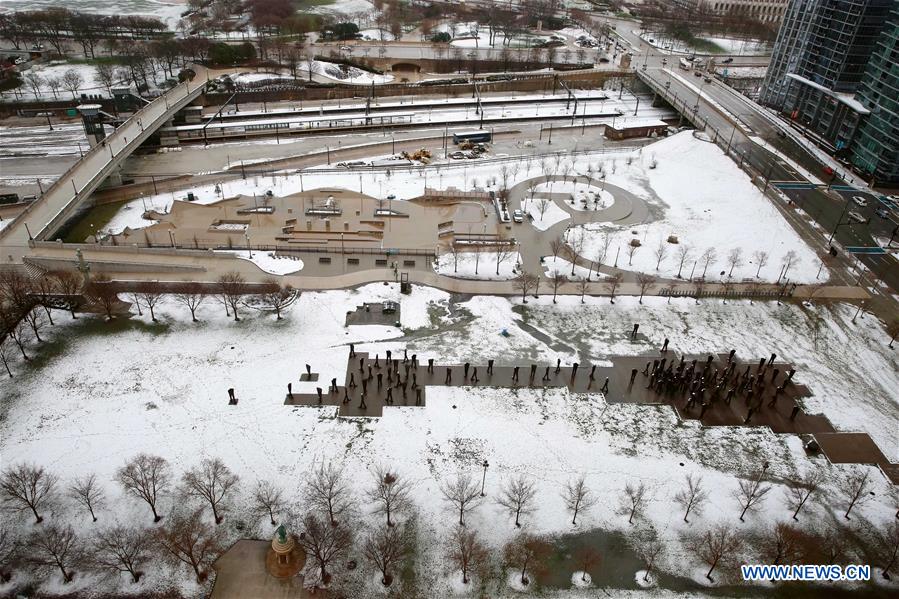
[512,210,524,223]
[852,196,868,207]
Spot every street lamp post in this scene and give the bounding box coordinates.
[480,460,489,496]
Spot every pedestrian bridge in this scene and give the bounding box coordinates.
[0,76,205,265]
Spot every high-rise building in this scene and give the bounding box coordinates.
[760,0,892,151]
[850,5,899,184]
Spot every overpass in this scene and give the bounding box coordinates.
[0,76,205,266]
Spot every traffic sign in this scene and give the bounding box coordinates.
[845,246,886,255]
[773,182,817,190]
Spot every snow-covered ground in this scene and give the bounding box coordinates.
[1,288,896,597]
[572,132,827,283]
[0,0,186,28]
[639,31,770,56]
[533,181,613,211]
[7,60,167,100]
[434,250,521,280]
[527,199,570,231]
[217,250,305,275]
[232,61,394,86]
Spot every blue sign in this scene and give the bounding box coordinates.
[774,182,817,190]
[845,246,886,255]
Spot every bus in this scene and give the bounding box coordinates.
[452,129,492,144]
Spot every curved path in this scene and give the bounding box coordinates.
[506,174,651,280]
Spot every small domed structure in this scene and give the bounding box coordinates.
[265,525,305,579]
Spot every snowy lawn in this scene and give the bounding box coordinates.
[573,131,827,283]
[534,181,613,211]
[216,250,305,275]
[527,200,569,231]
[434,251,521,280]
[1,287,897,597]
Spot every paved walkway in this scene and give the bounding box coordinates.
[211,540,320,599]
[284,346,898,484]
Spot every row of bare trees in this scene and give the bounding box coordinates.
[0,269,295,376]
[3,458,897,588]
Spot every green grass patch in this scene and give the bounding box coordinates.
[61,200,129,243]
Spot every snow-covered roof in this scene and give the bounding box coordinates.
[786,73,870,115]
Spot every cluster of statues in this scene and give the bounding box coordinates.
[637,347,799,423]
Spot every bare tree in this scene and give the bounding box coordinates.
[305,461,353,526]
[95,63,117,96]
[765,522,802,565]
[566,229,585,275]
[573,545,601,583]
[496,475,537,528]
[549,235,565,262]
[503,533,552,587]
[674,474,708,523]
[784,470,822,520]
[548,270,569,303]
[116,454,171,523]
[653,238,668,270]
[0,528,19,583]
[780,250,798,282]
[295,512,352,586]
[605,272,622,303]
[595,231,613,266]
[636,273,655,304]
[253,480,286,526]
[367,465,413,527]
[576,277,591,303]
[621,481,649,524]
[69,474,105,523]
[86,274,120,321]
[0,463,57,524]
[446,524,487,585]
[726,248,743,278]
[563,475,597,525]
[675,244,692,278]
[877,520,899,580]
[441,474,483,526]
[688,524,742,582]
[51,270,83,319]
[23,71,45,98]
[494,239,517,276]
[734,471,772,522]
[182,458,240,525]
[26,524,80,583]
[363,522,412,587]
[626,242,640,266]
[700,247,717,279]
[514,272,538,303]
[173,283,206,322]
[633,526,664,584]
[45,76,62,100]
[135,280,165,322]
[216,272,248,321]
[258,278,295,320]
[156,508,222,583]
[61,68,84,99]
[843,469,871,520]
[752,250,769,278]
[91,525,153,583]
[0,337,14,377]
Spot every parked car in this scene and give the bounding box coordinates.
[848,211,866,223]
[449,151,465,159]
[512,209,524,223]
[852,196,868,207]
[464,151,479,159]
[694,71,703,77]
[722,57,734,63]
[875,207,890,218]
[340,46,352,52]
[703,76,711,82]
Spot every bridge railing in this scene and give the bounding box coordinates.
[0,78,205,244]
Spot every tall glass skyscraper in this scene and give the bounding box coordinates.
[850,5,898,184]
[760,0,892,152]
